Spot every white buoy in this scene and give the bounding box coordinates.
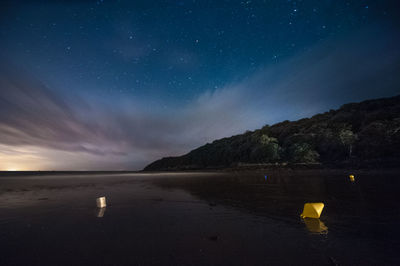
[96,196,107,208]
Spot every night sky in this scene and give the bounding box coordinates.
[0,0,399,170]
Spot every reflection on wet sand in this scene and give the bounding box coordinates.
[303,218,328,234]
[1,171,400,265]
[96,207,106,218]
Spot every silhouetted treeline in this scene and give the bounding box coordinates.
[144,95,400,170]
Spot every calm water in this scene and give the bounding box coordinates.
[0,170,399,265]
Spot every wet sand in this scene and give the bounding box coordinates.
[0,170,399,265]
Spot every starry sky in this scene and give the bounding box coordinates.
[0,0,399,170]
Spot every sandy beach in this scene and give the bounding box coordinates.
[1,170,399,265]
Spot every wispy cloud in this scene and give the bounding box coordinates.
[0,26,399,170]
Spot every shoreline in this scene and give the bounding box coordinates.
[141,162,400,173]
[2,163,400,177]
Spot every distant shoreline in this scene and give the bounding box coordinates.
[1,162,399,177]
[141,160,400,172]
[0,171,140,177]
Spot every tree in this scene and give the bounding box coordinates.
[250,134,280,162]
[260,135,280,161]
[339,129,357,158]
[288,143,319,163]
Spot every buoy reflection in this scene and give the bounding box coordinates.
[97,207,106,218]
[303,218,328,234]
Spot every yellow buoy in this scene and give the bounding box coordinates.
[300,202,324,219]
[349,174,355,182]
[303,218,328,234]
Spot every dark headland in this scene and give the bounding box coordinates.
[144,95,400,171]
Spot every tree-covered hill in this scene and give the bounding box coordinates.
[144,95,400,171]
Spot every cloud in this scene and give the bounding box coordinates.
[0,26,399,170]
[0,63,124,156]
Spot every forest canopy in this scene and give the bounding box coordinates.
[145,95,400,170]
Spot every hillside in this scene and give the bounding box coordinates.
[144,95,400,171]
